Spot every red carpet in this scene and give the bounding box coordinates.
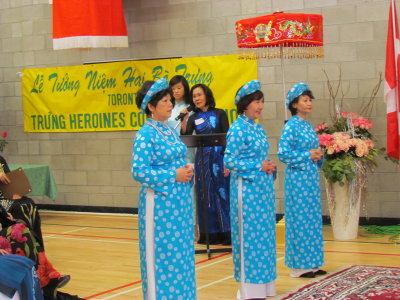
[280,265,400,299]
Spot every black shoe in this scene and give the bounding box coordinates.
[299,271,315,278]
[219,232,231,245]
[56,275,71,289]
[207,233,221,245]
[197,234,220,245]
[43,275,71,300]
[221,238,231,245]
[314,269,327,276]
[197,234,206,244]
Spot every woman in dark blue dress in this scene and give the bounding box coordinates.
[181,84,231,245]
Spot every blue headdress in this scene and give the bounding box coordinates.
[235,80,261,105]
[140,78,169,113]
[286,82,310,108]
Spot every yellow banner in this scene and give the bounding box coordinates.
[22,54,257,132]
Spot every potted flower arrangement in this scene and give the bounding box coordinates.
[315,70,384,240]
[315,112,382,186]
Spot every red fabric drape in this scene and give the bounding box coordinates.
[384,0,400,159]
[52,0,128,50]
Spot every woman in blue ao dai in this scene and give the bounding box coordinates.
[131,79,197,300]
[278,82,326,279]
[224,80,277,300]
[181,84,231,245]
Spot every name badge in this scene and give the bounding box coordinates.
[195,118,205,125]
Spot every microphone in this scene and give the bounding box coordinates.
[175,105,194,121]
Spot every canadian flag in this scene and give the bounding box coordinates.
[52,0,129,50]
[385,0,400,160]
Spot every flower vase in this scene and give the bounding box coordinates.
[325,179,364,240]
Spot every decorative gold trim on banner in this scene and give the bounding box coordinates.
[238,45,324,60]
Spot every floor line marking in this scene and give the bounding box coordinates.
[325,250,400,256]
[45,236,138,245]
[85,280,142,299]
[43,223,137,231]
[40,210,137,217]
[91,285,143,300]
[197,275,234,290]
[44,232,138,241]
[45,227,89,239]
[196,256,232,270]
[324,239,397,245]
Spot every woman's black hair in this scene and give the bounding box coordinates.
[169,75,190,105]
[135,81,174,116]
[288,90,314,116]
[236,89,264,115]
[189,84,215,112]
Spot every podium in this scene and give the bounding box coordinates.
[180,133,232,259]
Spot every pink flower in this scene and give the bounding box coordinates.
[315,122,328,133]
[353,139,370,157]
[318,133,334,147]
[364,139,375,149]
[0,236,12,253]
[340,111,359,119]
[318,112,377,159]
[352,118,373,130]
[10,223,28,243]
[325,132,353,154]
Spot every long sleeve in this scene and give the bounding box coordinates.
[131,130,176,193]
[278,121,311,170]
[216,109,230,133]
[0,156,10,173]
[224,123,262,181]
[181,114,195,135]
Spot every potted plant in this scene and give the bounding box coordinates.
[315,70,385,239]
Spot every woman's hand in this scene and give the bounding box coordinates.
[223,167,230,177]
[261,160,277,174]
[180,117,188,134]
[12,194,22,200]
[180,108,189,116]
[0,172,10,184]
[0,249,10,255]
[176,165,194,182]
[6,212,15,222]
[310,148,323,162]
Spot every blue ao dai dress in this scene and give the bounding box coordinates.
[224,115,276,299]
[278,115,324,272]
[182,108,231,238]
[131,118,196,300]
